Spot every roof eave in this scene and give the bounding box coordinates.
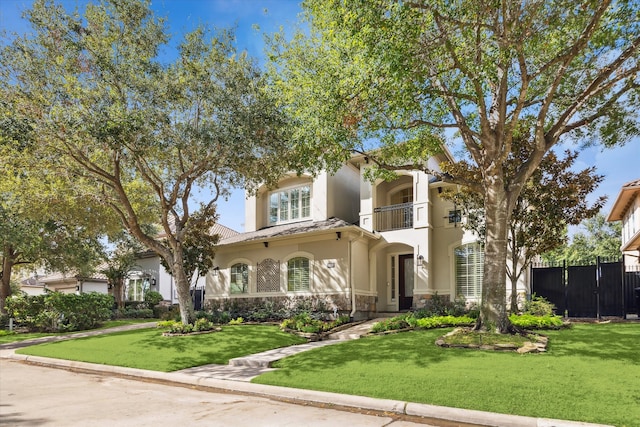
[217,224,379,248]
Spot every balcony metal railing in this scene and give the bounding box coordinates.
[373,202,413,232]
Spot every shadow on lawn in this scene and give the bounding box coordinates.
[135,325,305,370]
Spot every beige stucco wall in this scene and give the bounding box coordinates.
[208,233,353,298]
[327,164,360,223]
[244,165,359,233]
[429,185,529,304]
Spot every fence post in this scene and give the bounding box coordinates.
[596,256,601,320]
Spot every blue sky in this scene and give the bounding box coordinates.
[2,0,638,234]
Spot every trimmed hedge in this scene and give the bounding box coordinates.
[6,292,114,332]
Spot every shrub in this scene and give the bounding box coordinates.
[414,315,475,329]
[280,312,350,334]
[523,294,556,316]
[158,318,216,334]
[370,314,411,333]
[6,292,113,332]
[193,317,215,332]
[414,293,475,318]
[509,313,565,329]
[144,291,164,307]
[229,317,244,325]
[372,313,475,333]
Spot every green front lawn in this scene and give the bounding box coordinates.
[253,323,640,427]
[0,319,157,345]
[16,325,306,371]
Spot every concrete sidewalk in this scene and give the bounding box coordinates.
[0,321,613,427]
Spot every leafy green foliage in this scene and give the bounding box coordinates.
[144,291,164,307]
[2,0,293,324]
[158,317,216,334]
[509,314,565,330]
[6,292,113,332]
[411,316,476,329]
[269,0,640,332]
[370,315,412,333]
[523,295,557,317]
[543,213,622,264]
[371,313,475,333]
[280,312,350,334]
[204,296,341,323]
[413,293,474,318]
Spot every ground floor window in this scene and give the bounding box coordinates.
[455,243,483,299]
[230,263,249,294]
[126,278,148,301]
[287,257,310,292]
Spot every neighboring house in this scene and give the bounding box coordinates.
[36,271,109,294]
[126,223,239,306]
[607,178,640,266]
[19,276,47,296]
[206,153,527,319]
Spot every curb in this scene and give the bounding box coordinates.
[3,352,613,427]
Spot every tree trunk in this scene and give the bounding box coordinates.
[172,258,195,325]
[114,278,124,309]
[0,246,16,314]
[509,273,519,313]
[477,177,512,333]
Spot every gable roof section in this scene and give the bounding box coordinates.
[210,223,239,240]
[607,178,640,221]
[38,270,108,284]
[219,217,378,246]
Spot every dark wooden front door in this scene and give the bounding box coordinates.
[398,254,414,310]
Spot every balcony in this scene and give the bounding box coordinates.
[374,202,413,232]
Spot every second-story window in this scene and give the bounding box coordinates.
[269,185,311,224]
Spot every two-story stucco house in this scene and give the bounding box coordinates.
[607,178,640,266]
[206,153,525,319]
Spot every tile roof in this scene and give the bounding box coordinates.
[220,218,366,245]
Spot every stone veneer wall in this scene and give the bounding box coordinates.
[204,293,378,319]
[412,293,451,309]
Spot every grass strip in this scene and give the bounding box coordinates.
[16,325,306,372]
[253,323,640,426]
[0,319,157,345]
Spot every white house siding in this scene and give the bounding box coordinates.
[130,254,206,304]
[81,281,109,294]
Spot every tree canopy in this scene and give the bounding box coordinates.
[0,92,109,312]
[543,213,622,264]
[2,0,292,323]
[269,0,640,332]
[444,143,606,311]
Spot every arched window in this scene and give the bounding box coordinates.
[390,187,413,205]
[287,257,310,292]
[230,263,249,294]
[454,243,484,299]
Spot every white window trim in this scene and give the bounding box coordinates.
[282,251,314,293]
[268,184,312,226]
[452,242,484,301]
[227,258,253,296]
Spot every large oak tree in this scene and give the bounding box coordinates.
[268,0,640,332]
[2,0,291,323]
